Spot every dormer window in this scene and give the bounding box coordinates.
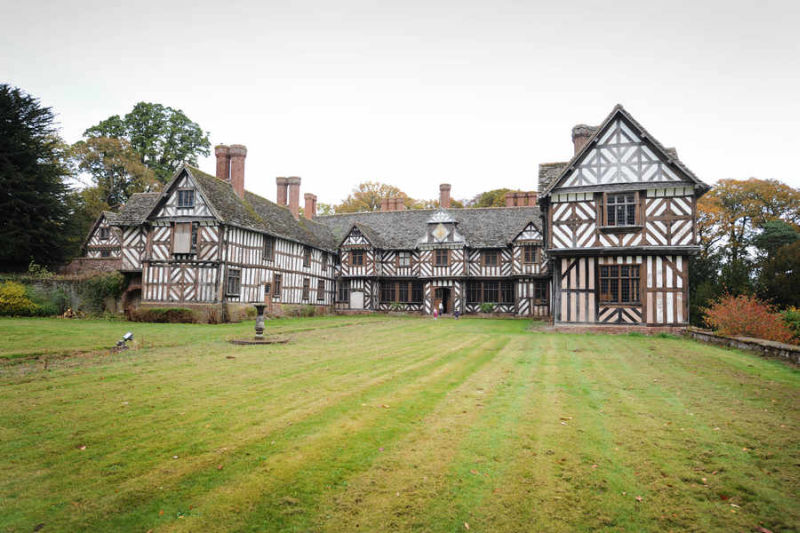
[604,193,638,227]
[483,250,499,267]
[177,189,195,208]
[397,251,411,267]
[434,249,449,267]
[351,249,364,266]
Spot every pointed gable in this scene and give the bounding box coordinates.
[513,222,543,243]
[340,224,376,247]
[543,105,707,196]
[151,168,215,219]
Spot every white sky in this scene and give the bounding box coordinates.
[3,0,799,205]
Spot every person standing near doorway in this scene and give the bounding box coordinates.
[438,301,443,317]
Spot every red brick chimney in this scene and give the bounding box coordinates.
[287,176,301,219]
[394,197,406,211]
[381,198,390,212]
[229,144,247,198]
[215,145,230,182]
[304,193,317,220]
[572,125,598,155]
[276,177,288,206]
[505,192,515,207]
[439,183,451,209]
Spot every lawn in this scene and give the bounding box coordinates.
[0,316,798,532]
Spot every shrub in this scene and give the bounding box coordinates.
[703,294,795,344]
[479,302,495,313]
[781,307,800,341]
[389,302,404,312]
[80,272,126,314]
[130,307,195,323]
[0,281,40,316]
[26,284,69,316]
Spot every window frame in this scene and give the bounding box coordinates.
[533,280,547,304]
[263,236,275,262]
[523,245,536,264]
[603,192,640,227]
[397,251,411,268]
[317,279,325,301]
[303,246,312,268]
[177,189,195,209]
[434,249,449,267]
[100,249,111,258]
[173,222,193,254]
[99,227,110,241]
[599,264,641,304]
[302,278,310,300]
[321,253,328,271]
[483,250,499,267]
[226,268,241,296]
[272,273,282,301]
[350,249,365,267]
[337,279,350,302]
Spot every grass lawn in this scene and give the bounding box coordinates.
[0,316,798,532]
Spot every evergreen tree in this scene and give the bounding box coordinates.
[0,85,71,270]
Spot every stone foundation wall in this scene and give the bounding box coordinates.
[687,328,800,365]
[554,324,686,335]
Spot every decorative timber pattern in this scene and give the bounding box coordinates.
[643,193,695,246]
[645,255,688,325]
[85,215,121,258]
[121,227,147,270]
[551,199,597,249]
[562,119,682,188]
[154,174,213,218]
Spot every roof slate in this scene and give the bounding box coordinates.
[114,192,160,226]
[315,207,542,249]
[184,166,337,251]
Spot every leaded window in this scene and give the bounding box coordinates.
[226,268,241,296]
[317,279,325,300]
[605,193,637,226]
[263,236,275,261]
[337,279,350,302]
[177,189,195,208]
[523,245,536,264]
[302,278,310,300]
[483,250,499,267]
[303,246,311,268]
[434,249,449,267]
[351,249,364,266]
[599,264,641,303]
[397,251,411,267]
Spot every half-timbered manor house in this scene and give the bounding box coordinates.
[80,105,708,327]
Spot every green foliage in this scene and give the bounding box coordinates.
[467,189,512,208]
[26,260,54,280]
[479,302,495,313]
[334,182,420,213]
[756,241,800,308]
[70,136,158,207]
[781,307,800,341]
[0,84,72,271]
[25,284,69,316]
[0,281,40,316]
[130,307,195,323]
[389,302,404,312]
[79,272,126,314]
[752,220,800,259]
[84,102,211,183]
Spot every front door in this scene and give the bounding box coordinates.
[350,290,364,310]
[434,287,450,314]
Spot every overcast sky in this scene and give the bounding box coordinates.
[3,0,799,205]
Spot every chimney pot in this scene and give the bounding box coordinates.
[287,176,301,219]
[304,193,317,220]
[214,145,230,182]
[505,192,516,207]
[571,124,598,155]
[228,144,247,198]
[276,177,288,206]
[439,183,451,209]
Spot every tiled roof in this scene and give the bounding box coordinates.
[113,193,160,225]
[315,207,542,249]
[185,167,338,251]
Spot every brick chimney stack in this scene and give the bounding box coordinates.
[381,198,390,212]
[276,177,288,206]
[229,144,247,198]
[304,193,317,220]
[505,191,538,207]
[572,124,598,155]
[394,197,406,211]
[287,177,301,219]
[215,145,231,182]
[439,183,451,209]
